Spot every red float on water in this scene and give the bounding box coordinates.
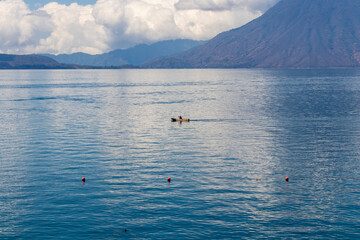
[167,177,171,183]
[285,177,289,182]
[82,177,86,182]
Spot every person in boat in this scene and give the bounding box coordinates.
[178,115,182,119]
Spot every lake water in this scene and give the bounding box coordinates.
[0,69,359,239]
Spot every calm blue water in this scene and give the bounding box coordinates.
[0,69,359,239]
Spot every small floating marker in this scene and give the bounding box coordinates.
[167,177,171,183]
[82,177,86,182]
[285,177,289,182]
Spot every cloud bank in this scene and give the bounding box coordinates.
[0,0,279,54]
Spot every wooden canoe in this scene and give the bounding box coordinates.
[171,118,190,122]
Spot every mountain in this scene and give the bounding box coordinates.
[0,54,78,69]
[0,54,136,69]
[145,0,360,68]
[44,52,127,67]
[47,39,205,67]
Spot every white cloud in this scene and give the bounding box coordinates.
[175,0,238,11]
[93,0,181,48]
[0,0,279,54]
[0,0,52,53]
[37,2,109,54]
[175,0,279,12]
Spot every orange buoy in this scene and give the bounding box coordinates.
[167,177,171,183]
[285,177,289,182]
[82,177,86,182]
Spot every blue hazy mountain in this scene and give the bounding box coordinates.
[0,54,137,69]
[0,54,78,69]
[46,39,205,66]
[145,0,360,68]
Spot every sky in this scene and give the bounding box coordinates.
[0,0,279,55]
